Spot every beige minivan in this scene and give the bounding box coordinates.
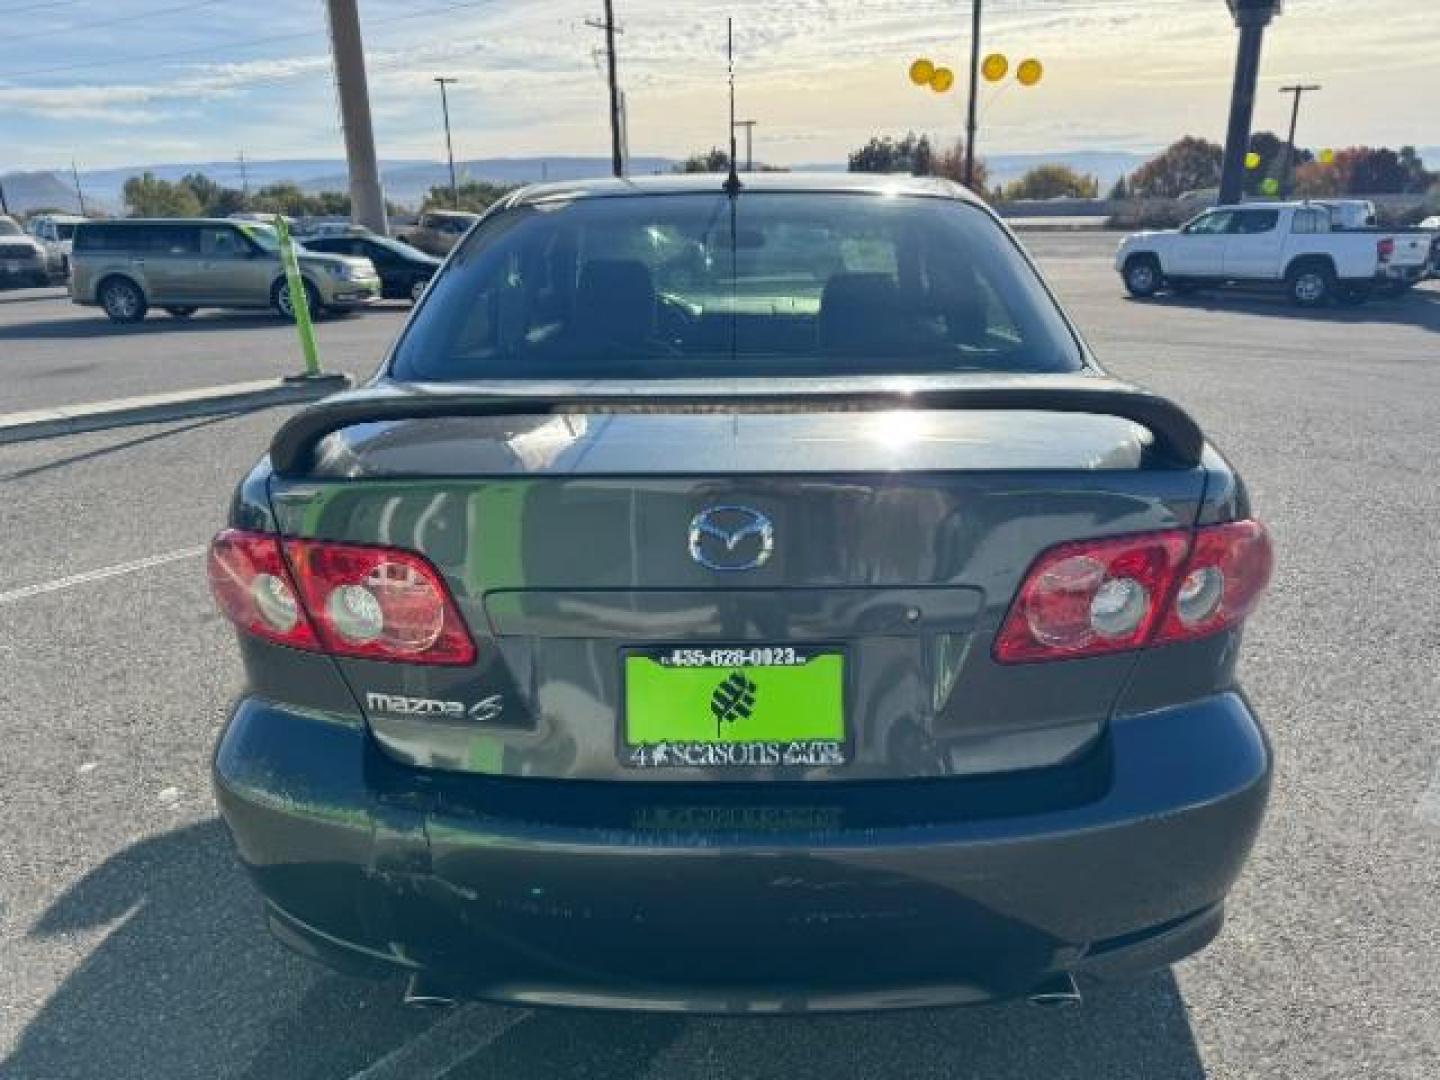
[397,209,479,257]
[70,218,381,323]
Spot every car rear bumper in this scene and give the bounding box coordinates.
[0,264,49,286]
[322,280,382,307]
[1377,263,1428,283]
[213,691,1270,1013]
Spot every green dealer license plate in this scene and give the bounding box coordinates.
[623,645,846,769]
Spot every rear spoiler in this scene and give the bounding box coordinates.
[268,377,1206,477]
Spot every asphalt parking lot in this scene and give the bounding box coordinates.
[2,232,1438,1079]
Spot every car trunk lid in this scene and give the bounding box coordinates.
[263,378,1208,783]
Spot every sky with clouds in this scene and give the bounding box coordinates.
[0,0,1435,172]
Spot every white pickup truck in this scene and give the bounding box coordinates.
[26,213,87,278]
[1115,202,1435,307]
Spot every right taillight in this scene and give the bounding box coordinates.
[1377,237,1395,263]
[1154,519,1273,644]
[207,529,475,666]
[994,520,1272,663]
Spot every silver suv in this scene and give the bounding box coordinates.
[1,215,61,289]
[70,218,381,323]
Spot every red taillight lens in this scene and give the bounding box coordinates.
[1378,237,1395,262]
[995,531,1189,663]
[208,529,318,650]
[994,521,1272,663]
[1155,520,1273,644]
[284,538,475,665]
[207,530,475,666]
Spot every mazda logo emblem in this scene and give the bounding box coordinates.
[688,506,774,572]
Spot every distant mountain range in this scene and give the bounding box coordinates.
[6,147,1437,215]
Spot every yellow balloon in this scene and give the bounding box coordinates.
[982,53,1009,82]
[930,67,955,93]
[1244,151,1262,169]
[909,59,935,86]
[1318,148,1335,165]
[1016,58,1043,86]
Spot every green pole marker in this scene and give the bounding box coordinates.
[273,215,322,378]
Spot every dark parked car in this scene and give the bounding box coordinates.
[209,174,1273,1013]
[303,232,442,303]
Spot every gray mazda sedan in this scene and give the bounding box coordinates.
[209,173,1272,1012]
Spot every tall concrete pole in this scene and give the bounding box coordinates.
[325,0,389,234]
[963,0,982,189]
[1218,0,1282,205]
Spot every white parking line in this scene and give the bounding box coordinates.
[0,545,207,605]
[346,1006,530,1080]
[1417,770,1440,827]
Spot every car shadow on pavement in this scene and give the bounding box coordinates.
[1135,282,1440,334]
[0,289,68,305]
[4,819,1208,1080]
[0,310,355,341]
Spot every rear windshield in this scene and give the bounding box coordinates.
[390,192,1084,381]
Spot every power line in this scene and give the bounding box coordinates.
[1,0,502,80]
[3,0,225,44]
[0,0,86,15]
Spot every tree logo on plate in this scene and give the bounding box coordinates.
[710,671,758,735]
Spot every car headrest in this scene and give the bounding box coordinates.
[575,259,656,343]
[819,272,902,352]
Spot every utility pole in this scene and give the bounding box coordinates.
[963,0,982,188]
[434,77,460,208]
[237,150,250,205]
[1219,0,1284,205]
[732,119,757,171]
[325,0,389,234]
[71,161,87,216]
[619,90,631,175]
[1278,82,1319,197]
[586,0,624,177]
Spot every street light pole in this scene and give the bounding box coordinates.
[733,119,757,171]
[963,0,982,188]
[1278,83,1319,197]
[434,77,460,209]
[1218,0,1283,205]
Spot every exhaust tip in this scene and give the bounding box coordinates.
[1027,973,1082,1008]
[403,973,458,1009]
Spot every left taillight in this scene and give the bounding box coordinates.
[208,530,319,650]
[994,520,1272,664]
[207,529,475,666]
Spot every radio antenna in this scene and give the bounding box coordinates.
[723,16,741,195]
